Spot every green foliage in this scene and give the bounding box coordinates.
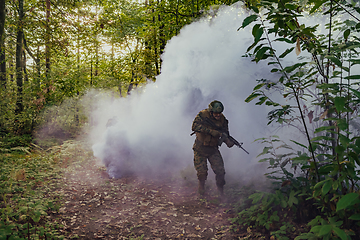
[0,134,32,149]
[235,0,360,238]
[1,0,242,136]
[230,188,301,238]
[0,152,65,239]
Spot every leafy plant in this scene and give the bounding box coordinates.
[234,0,360,238]
[0,151,65,239]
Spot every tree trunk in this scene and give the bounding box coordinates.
[15,0,24,114]
[90,60,93,85]
[35,46,41,89]
[45,0,51,75]
[128,59,137,95]
[95,44,98,76]
[0,0,6,88]
[152,2,158,76]
[158,0,165,74]
[144,0,153,79]
[23,49,28,83]
[9,38,13,82]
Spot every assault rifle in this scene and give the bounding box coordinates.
[191,117,249,154]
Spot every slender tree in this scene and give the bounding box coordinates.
[0,0,5,87]
[15,0,24,114]
[45,0,51,75]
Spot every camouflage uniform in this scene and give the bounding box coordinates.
[192,108,231,194]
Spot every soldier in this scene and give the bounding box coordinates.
[191,100,234,196]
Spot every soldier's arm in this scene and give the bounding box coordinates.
[222,118,235,147]
[192,112,221,137]
[223,117,230,135]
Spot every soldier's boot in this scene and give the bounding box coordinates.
[198,180,205,196]
[217,183,224,196]
[216,174,225,197]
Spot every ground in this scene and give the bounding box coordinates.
[51,142,253,240]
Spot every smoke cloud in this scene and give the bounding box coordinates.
[88,2,340,182]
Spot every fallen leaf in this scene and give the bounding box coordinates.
[320,110,328,120]
[295,37,301,55]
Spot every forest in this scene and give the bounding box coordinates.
[1,0,360,239]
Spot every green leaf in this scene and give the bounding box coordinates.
[247,42,261,52]
[311,135,335,142]
[288,190,298,207]
[339,134,351,148]
[295,233,317,240]
[314,180,326,190]
[310,225,321,233]
[281,199,287,208]
[322,180,332,195]
[332,227,347,240]
[32,214,41,223]
[336,119,348,131]
[290,140,307,149]
[255,46,271,62]
[344,75,360,80]
[254,27,264,43]
[292,155,310,161]
[240,15,258,29]
[344,29,350,40]
[249,192,264,204]
[279,47,295,58]
[252,24,261,38]
[309,0,327,14]
[325,55,342,68]
[349,88,360,100]
[335,145,345,154]
[257,146,272,157]
[334,96,346,112]
[318,165,334,175]
[274,38,294,44]
[349,213,360,220]
[336,193,359,211]
[256,96,268,105]
[319,225,332,236]
[314,125,336,133]
[283,62,307,73]
[253,83,266,91]
[317,83,339,90]
[245,93,262,103]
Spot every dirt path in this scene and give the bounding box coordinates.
[52,147,244,240]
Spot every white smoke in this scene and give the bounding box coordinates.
[88,3,273,181]
[88,2,353,181]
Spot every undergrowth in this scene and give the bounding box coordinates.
[0,144,66,239]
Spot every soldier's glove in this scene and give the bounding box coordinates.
[209,129,221,137]
[224,138,235,148]
[221,132,229,139]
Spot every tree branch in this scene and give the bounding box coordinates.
[23,35,39,64]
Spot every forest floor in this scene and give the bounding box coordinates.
[50,140,263,240]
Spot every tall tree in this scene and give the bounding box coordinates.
[15,0,24,114]
[45,0,51,75]
[0,0,5,87]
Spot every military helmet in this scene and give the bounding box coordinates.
[208,100,224,113]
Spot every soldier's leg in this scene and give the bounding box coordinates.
[193,150,208,195]
[208,150,226,195]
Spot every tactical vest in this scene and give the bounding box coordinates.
[194,109,227,148]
